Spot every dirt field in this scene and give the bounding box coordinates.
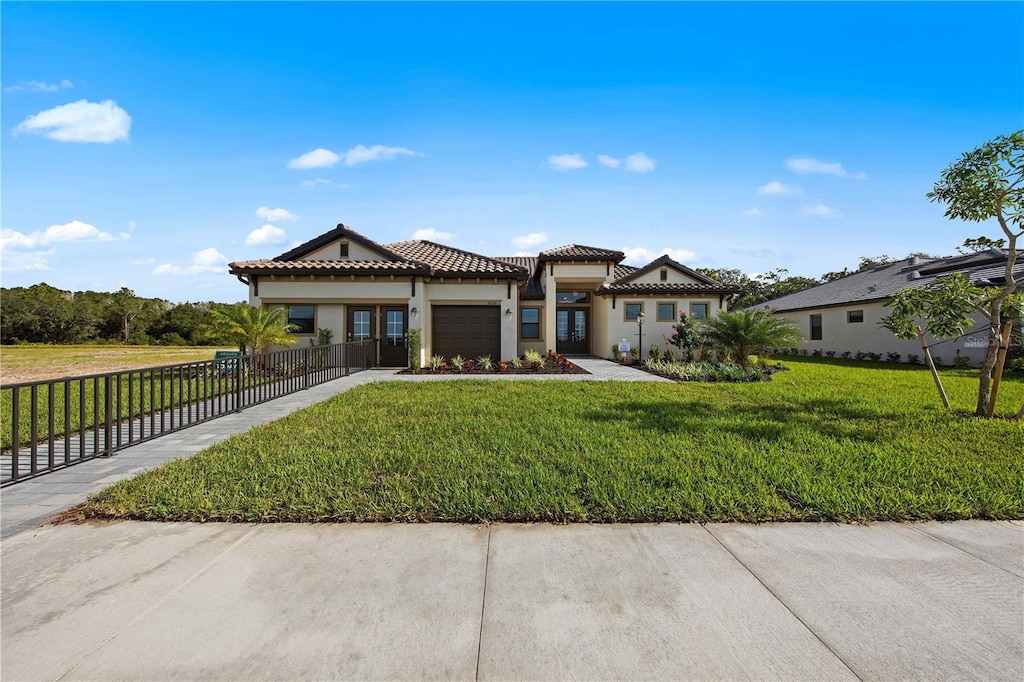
[0,345,234,385]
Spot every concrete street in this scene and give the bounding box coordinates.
[2,520,1021,681]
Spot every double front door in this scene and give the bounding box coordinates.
[347,305,408,367]
[556,308,589,355]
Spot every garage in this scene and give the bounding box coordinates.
[431,305,501,360]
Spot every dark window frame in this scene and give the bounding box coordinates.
[339,242,350,258]
[657,302,676,322]
[520,307,541,340]
[689,302,709,320]
[810,313,823,340]
[660,269,668,282]
[287,304,316,335]
[624,302,644,321]
[847,310,864,323]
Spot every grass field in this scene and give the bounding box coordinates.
[77,358,1024,524]
[0,345,233,385]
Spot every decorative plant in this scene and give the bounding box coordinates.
[462,357,476,371]
[953,355,971,369]
[825,350,836,358]
[498,361,509,372]
[524,349,544,368]
[667,312,703,361]
[907,354,921,365]
[699,308,804,368]
[841,351,852,359]
[649,343,660,360]
[429,354,445,372]
[407,328,422,372]
[509,355,523,369]
[886,352,901,363]
[612,343,622,360]
[451,354,465,372]
[477,355,493,371]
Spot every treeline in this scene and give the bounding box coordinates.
[1,283,242,346]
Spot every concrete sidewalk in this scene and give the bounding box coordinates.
[2,520,1021,680]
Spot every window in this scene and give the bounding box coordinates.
[660,269,668,282]
[287,305,315,334]
[520,308,540,339]
[657,302,676,321]
[847,310,864,323]
[339,242,349,258]
[556,291,589,304]
[625,302,644,321]
[810,314,823,340]
[690,303,709,319]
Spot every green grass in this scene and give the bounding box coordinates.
[1,344,233,384]
[78,358,1024,524]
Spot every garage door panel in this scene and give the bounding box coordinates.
[432,306,501,359]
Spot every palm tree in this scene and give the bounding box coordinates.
[210,304,298,355]
[701,308,803,368]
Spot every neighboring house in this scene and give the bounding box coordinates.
[228,223,738,366]
[758,249,1023,367]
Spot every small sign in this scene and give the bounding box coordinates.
[618,339,631,353]
[214,350,241,372]
[214,350,242,359]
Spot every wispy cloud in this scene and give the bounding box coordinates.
[152,248,228,276]
[547,153,588,171]
[597,154,621,168]
[512,232,549,249]
[757,180,802,196]
[344,144,422,166]
[412,228,455,241]
[801,204,842,218]
[1,221,123,251]
[624,152,656,173]
[14,99,131,143]
[5,79,74,93]
[300,178,333,187]
[255,206,297,222]
[621,246,696,266]
[287,148,341,169]
[741,208,764,217]
[0,249,54,272]
[246,224,287,247]
[786,156,865,179]
[730,246,776,258]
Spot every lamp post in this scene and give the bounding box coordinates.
[636,311,645,358]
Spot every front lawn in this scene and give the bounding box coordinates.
[76,358,1024,523]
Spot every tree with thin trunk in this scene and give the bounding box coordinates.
[700,308,803,368]
[210,304,298,355]
[881,131,1023,416]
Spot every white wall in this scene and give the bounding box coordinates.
[774,302,991,366]
[602,296,724,358]
[299,239,387,261]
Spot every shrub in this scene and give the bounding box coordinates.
[509,355,523,369]
[812,349,823,357]
[825,350,836,358]
[429,354,445,372]
[649,343,660,360]
[407,328,422,372]
[886,352,901,363]
[477,355,493,371]
[953,356,971,369]
[523,349,544,367]
[907,354,921,365]
[933,356,943,366]
[450,355,465,372]
[841,351,852,360]
[700,308,804,368]
[868,352,883,362]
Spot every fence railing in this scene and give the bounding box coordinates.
[1,340,375,486]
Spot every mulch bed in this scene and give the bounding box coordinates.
[398,357,590,375]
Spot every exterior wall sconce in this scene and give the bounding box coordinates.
[505,308,513,319]
[410,307,418,318]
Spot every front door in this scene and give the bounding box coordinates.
[556,308,589,354]
[380,307,408,367]
[347,307,376,367]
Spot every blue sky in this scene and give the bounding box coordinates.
[2,1,1022,302]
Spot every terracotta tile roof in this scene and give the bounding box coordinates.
[275,224,402,261]
[228,259,427,274]
[385,241,528,277]
[597,282,741,295]
[538,244,625,262]
[494,256,538,272]
[613,264,638,280]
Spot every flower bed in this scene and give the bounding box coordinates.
[634,358,788,383]
[399,351,589,375]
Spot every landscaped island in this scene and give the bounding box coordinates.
[73,358,1024,524]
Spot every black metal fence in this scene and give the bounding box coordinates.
[1,340,375,486]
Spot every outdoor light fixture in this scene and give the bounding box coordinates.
[410,307,418,318]
[636,311,645,355]
[505,308,513,319]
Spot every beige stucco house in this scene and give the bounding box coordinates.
[760,249,1022,367]
[229,223,739,366]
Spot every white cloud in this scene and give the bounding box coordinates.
[621,246,697,266]
[255,206,297,222]
[624,152,656,173]
[597,154,621,168]
[741,208,764,217]
[0,249,54,272]
[300,178,332,187]
[246,224,287,247]
[512,232,549,249]
[152,248,228,276]
[730,246,776,258]
[14,99,131,143]
[343,144,423,166]
[547,153,588,171]
[757,180,802,196]
[412,228,455,241]
[287,148,341,169]
[5,79,74,93]
[801,204,842,218]
[0,220,122,252]
[785,156,848,177]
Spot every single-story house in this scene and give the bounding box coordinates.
[228,223,739,366]
[758,248,1023,367]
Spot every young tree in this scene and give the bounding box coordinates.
[700,308,804,368]
[882,131,1023,416]
[210,304,298,355]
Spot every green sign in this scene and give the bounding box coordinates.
[214,350,241,359]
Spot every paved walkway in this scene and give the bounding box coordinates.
[0,359,663,538]
[2,520,1021,680]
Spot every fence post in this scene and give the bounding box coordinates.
[304,346,311,390]
[235,355,244,413]
[103,375,113,457]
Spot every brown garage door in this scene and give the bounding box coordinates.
[432,305,501,360]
